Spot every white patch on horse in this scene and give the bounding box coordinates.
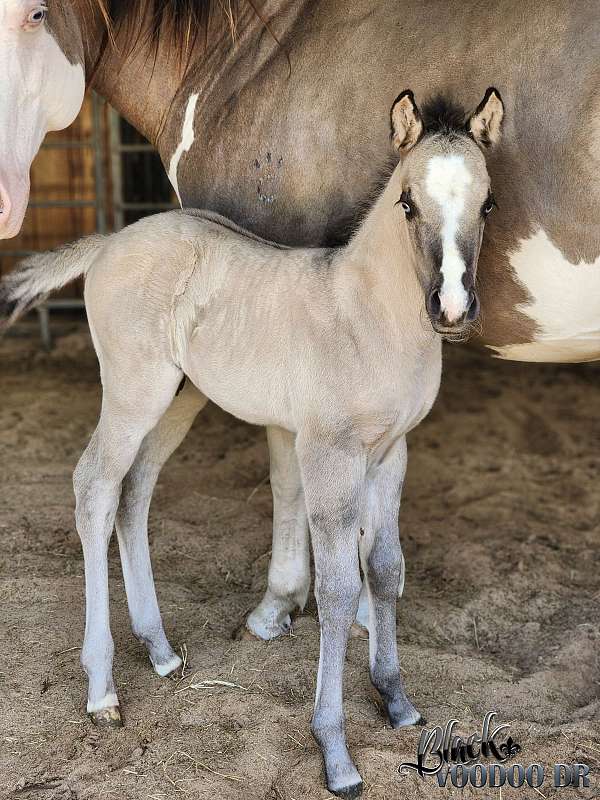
[493,229,600,362]
[168,93,199,206]
[425,155,472,323]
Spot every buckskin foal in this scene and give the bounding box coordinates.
[0,88,503,797]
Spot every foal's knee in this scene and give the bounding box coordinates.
[315,568,362,625]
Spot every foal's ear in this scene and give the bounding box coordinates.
[467,87,504,149]
[390,90,423,153]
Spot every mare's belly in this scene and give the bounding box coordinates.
[490,230,600,363]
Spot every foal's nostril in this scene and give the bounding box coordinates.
[466,290,480,322]
[427,289,442,320]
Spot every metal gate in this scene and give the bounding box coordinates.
[0,94,177,347]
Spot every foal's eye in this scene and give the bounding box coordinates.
[482,195,497,217]
[397,191,414,218]
[26,6,47,27]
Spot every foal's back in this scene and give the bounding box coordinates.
[84,210,297,350]
[84,210,341,427]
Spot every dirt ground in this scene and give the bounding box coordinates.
[0,318,598,800]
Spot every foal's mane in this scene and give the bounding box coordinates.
[420,95,468,137]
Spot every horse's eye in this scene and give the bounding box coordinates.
[397,191,414,218]
[27,6,47,27]
[482,195,496,217]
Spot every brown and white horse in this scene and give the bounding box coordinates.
[1,0,598,736]
[3,1,600,363]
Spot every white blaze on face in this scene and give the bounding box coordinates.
[168,93,200,207]
[0,1,85,238]
[425,154,473,323]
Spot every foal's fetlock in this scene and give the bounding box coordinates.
[312,722,363,799]
[81,648,122,727]
[133,626,182,677]
[85,682,122,728]
[371,670,422,728]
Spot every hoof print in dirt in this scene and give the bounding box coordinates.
[89,706,123,728]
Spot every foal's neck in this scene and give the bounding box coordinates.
[339,181,434,342]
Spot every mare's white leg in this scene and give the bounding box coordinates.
[359,437,420,728]
[296,429,364,799]
[246,426,310,639]
[116,380,207,675]
[74,365,183,727]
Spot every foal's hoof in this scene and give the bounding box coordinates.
[89,706,123,728]
[324,760,364,799]
[387,700,423,730]
[154,654,183,678]
[245,609,292,641]
[329,777,363,799]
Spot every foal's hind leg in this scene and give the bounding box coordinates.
[359,437,421,728]
[116,380,207,675]
[246,427,310,639]
[74,365,184,726]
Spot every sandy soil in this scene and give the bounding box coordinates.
[0,319,599,800]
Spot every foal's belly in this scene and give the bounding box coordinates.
[489,230,600,363]
[182,331,293,429]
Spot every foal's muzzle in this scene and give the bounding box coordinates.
[426,288,480,339]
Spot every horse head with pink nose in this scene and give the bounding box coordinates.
[390,87,504,338]
[0,1,85,237]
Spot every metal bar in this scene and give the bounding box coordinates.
[36,307,52,351]
[115,144,156,153]
[92,94,107,235]
[34,95,105,347]
[41,141,95,150]
[109,108,125,231]
[28,200,97,209]
[46,299,86,309]
[116,202,179,211]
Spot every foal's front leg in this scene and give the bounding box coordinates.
[360,437,421,728]
[296,430,365,799]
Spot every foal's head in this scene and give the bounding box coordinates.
[389,88,504,337]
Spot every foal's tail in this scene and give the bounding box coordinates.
[0,234,105,331]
